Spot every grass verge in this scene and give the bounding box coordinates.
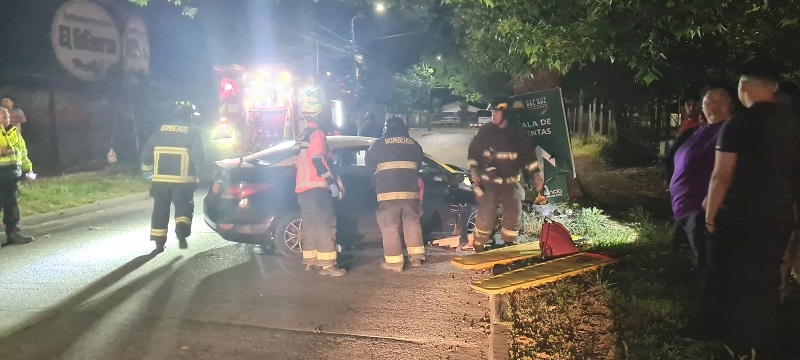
[19,169,150,217]
[571,136,606,158]
[510,207,723,359]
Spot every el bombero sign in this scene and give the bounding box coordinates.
[506,87,576,204]
[51,0,122,82]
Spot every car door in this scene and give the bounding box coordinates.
[418,158,457,236]
[331,146,381,243]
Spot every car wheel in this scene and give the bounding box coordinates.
[272,213,303,259]
[467,210,477,234]
[467,210,502,236]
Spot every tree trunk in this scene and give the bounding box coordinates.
[613,101,630,139]
[577,100,585,139]
[599,102,605,136]
[587,101,593,137]
[609,108,615,137]
[568,108,573,132]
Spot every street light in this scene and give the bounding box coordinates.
[350,3,387,97]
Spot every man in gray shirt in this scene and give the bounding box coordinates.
[1,96,26,133]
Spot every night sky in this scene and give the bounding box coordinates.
[141,0,426,91]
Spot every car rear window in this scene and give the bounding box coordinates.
[243,140,295,165]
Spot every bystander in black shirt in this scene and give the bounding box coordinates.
[716,101,800,219]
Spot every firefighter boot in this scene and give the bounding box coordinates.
[152,239,166,254]
[381,261,404,273]
[176,223,191,250]
[410,259,423,268]
[5,229,33,245]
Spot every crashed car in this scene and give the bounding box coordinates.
[203,136,478,257]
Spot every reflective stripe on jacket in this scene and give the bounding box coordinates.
[366,135,423,202]
[140,122,205,184]
[0,125,32,173]
[467,122,538,184]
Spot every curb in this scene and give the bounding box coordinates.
[20,192,151,228]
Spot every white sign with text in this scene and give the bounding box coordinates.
[51,0,122,82]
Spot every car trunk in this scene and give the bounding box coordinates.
[205,158,296,226]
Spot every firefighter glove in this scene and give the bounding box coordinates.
[329,183,341,198]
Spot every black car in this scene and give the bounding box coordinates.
[204,136,478,257]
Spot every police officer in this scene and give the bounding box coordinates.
[366,116,425,272]
[293,111,346,277]
[467,102,543,252]
[0,107,33,246]
[141,101,205,253]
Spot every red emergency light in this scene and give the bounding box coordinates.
[220,79,238,99]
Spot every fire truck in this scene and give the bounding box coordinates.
[212,64,348,154]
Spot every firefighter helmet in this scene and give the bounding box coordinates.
[490,101,509,111]
[173,100,200,120]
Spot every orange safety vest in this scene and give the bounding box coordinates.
[294,123,333,193]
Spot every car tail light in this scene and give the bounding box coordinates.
[222,183,271,199]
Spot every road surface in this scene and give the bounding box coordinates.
[0,129,487,360]
[412,128,476,170]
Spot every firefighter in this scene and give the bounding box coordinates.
[366,116,425,272]
[141,101,205,253]
[467,102,544,252]
[0,107,33,246]
[293,111,346,277]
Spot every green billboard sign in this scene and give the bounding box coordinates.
[507,87,576,204]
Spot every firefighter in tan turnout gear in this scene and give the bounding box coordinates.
[141,101,206,253]
[366,116,426,272]
[468,102,544,252]
[293,112,347,277]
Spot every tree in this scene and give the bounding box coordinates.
[386,62,435,113]
[444,0,800,84]
[129,0,197,16]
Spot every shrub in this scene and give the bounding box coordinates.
[598,137,659,168]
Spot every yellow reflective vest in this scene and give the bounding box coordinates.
[0,125,32,173]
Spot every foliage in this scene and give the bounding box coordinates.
[421,53,514,102]
[571,136,607,158]
[519,211,543,236]
[445,0,800,85]
[561,207,638,245]
[510,207,722,359]
[598,136,660,168]
[128,0,197,17]
[387,62,435,113]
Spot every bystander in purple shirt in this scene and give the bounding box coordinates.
[669,122,725,220]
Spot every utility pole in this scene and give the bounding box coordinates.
[314,32,320,76]
[350,12,363,124]
[350,13,361,97]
